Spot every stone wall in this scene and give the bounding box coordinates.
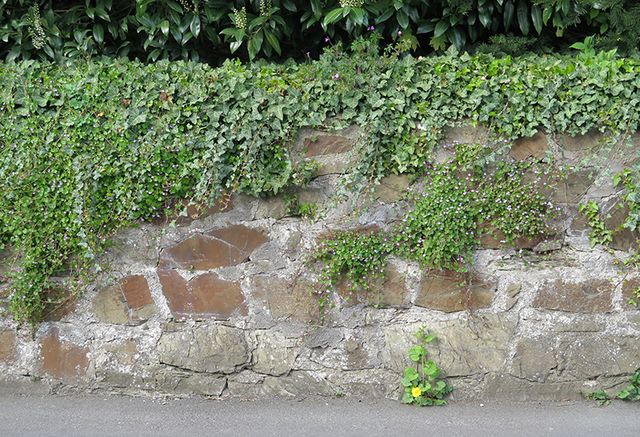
[1,126,639,401]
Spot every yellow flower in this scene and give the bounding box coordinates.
[411,386,422,398]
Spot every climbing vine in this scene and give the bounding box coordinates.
[312,144,553,303]
[3,35,640,325]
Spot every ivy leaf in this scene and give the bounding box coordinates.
[190,16,201,38]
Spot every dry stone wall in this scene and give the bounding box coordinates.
[1,125,640,401]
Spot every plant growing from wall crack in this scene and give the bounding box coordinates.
[401,327,452,406]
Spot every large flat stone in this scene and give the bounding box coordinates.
[477,223,543,249]
[158,270,246,320]
[252,275,320,324]
[157,324,249,374]
[510,131,548,160]
[510,337,558,382]
[374,175,410,203]
[337,263,410,308]
[155,372,227,396]
[415,270,495,312]
[557,334,640,379]
[261,371,334,397]
[621,278,640,307]
[551,168,597,204]
[159,224,268,269]
[605,203,640,251]
[38,327,89,380]
[93,275,156,324]
[533,279,613,313]
[381,315,516,377]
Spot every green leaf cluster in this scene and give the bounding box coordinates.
[589,368,640,405]
[578,201,613,247]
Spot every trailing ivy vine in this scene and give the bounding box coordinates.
[3,35,640,325]
[312,144,553,302]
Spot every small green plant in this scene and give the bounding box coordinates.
[401,327,452,407]
[628,287,640,307]
[617,368,640,401]
[587,389,611,406]
[588,368,640,405]
[579,201,613,247]
[284,194,318,219]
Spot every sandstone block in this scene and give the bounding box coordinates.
[252,275,320,323]
[159,224,268,270]
[533,279,613,313]
[510,131,548,160]
[158,270,246,320]
[415,270,495,312]
[38,327,89,380]
[94,275,155,324]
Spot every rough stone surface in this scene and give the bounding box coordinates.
[155,372,226,397]
[159,225,268,269]
[94,275,155,324]
[415,271,495,312]
[0,329,16,363]
[510,131,548,160]
[374,175,410,203]
[252,276,320,323]
[552,168,597,204]
[621,278,640,306]
[158,270,246,320]
[157,324,249,374]
[252,331,299,376]
[38,328,89,380]
[533,279,613,313]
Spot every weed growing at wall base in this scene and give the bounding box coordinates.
[401,327,452,407]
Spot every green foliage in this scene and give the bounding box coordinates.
[613,168,640,234]
[588,389,612,406]
[401,327,452,406]
[313,145,553,296]
[2,1,640,63]
[578,201,613,247]
[616,368,640,401]
[3,37,640,325]
[588,368,640,405]
[284,195,318,219]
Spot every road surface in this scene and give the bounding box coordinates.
[0,391,637,436]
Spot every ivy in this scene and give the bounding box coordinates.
[3,36,640,325]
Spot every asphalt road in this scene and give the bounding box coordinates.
[0,392,638,437]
